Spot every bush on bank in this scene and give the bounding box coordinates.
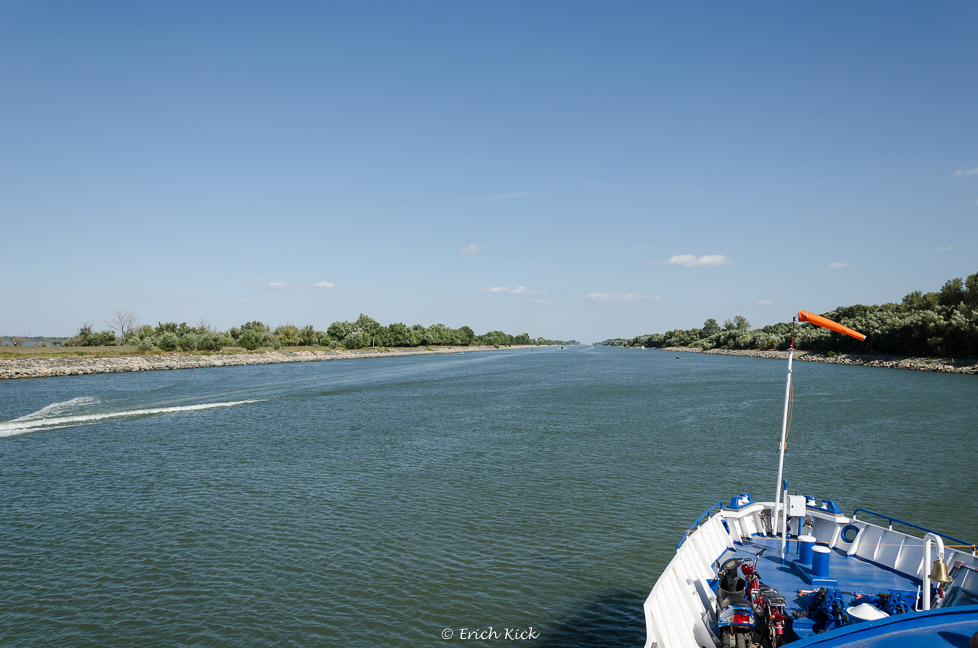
[601,273,978,359]
[60,315,578,352]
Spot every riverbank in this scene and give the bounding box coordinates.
[0,346,534,380]
[661,347,978,374]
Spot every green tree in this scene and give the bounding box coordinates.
[238,330,262,350]
[274,325,302,347]
[964,273,978,308]
[299,325,319,346]
[411,324,429,345]
[327,320,354,341]
[318,333,337,347]
[355,314,381,346]
[156,322,179,336]
[343,330,370,349]
[177,333,198,351]
[426,323,452,345]
[159,332,179,351]
[232,321,270,342]
[938,278,965,307]
[373,325,392,347]
[458,325,475,346]
[388,323,417,347]
[197,331,224,351]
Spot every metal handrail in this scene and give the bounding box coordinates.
[851,508,973,549]
[677,500,724,551]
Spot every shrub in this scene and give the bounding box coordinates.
[158,332,178,351]
[137,337,155,352]
[238,330,262,351]
[342,330,369,349]
[196,331,222,351]
[177,333,198,351]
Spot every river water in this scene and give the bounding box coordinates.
[1,347,975,647]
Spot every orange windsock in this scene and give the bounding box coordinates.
[798,311,866,341]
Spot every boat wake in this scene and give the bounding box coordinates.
[0,398,263,437]
[9,396,103,421]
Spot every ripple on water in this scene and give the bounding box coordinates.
[0,349,974,647]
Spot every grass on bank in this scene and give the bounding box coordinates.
[0,345,322,359]
[0,344,504,360]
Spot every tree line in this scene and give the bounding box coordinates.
[62,312,577,351]
[600,272,978,358]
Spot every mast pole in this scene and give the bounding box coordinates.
[773,317,796,535]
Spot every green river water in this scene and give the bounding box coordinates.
[1,347,975,647]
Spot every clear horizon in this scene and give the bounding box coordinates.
[3,2,976,343]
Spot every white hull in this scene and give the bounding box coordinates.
[643,498,978,648]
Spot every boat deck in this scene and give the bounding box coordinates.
[644,497,978,648]
[717,534,923,643]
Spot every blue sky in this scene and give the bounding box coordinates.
[2,2,976,343]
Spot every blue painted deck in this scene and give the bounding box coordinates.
[715,534,978,646]
[789,605,978,647]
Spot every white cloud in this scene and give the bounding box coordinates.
[314,281,336,288]
[460,244,479,256]
[829,262,850,269]
[953,168,978,176]
[585,292,654,302]
[665,254,730,267]
[757,300,773,305]
[935,246,954,252]
[484,286,547,296]
[266,281,296,290]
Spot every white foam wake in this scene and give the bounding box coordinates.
[0,399,262,438]
[10,396,103,422]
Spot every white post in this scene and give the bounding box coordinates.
[922,533,946,611]
[774,346,794,534]
[780,482,789,562]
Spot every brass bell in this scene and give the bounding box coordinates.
[929,557,952,584]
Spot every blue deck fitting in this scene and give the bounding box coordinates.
[727,493,755,510]
[787,604,978,647]
[806,499,843,515]
[720,535,925,643]
[793,545,838,588]
[799,535,815,565]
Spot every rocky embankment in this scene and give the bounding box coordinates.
[662,347,978,374]
[0,346,516,380]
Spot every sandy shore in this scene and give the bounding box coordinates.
[0,346,533,380]
[660,347,978,374]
